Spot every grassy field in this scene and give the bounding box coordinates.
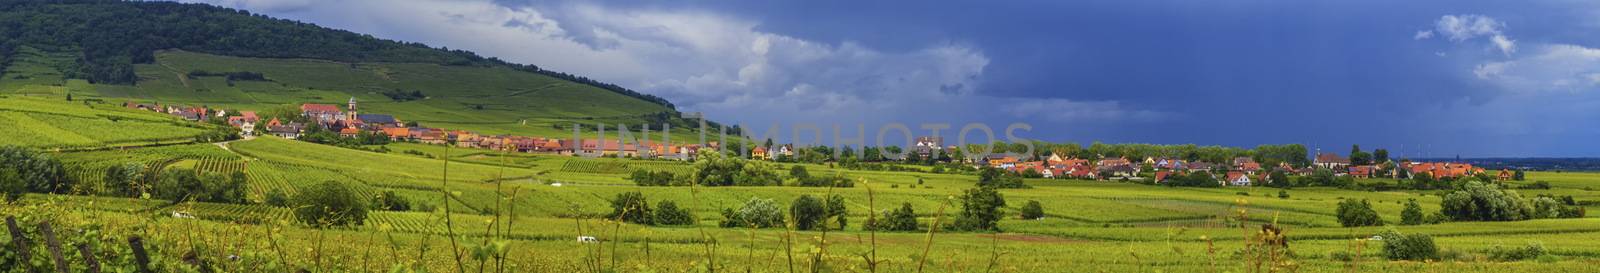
[4,92,1600,272]
[2,49,716,141]
[0,95,211,149]
[8,128,1600,272]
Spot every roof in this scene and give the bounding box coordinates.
[1315,152,1350,164]
[357,114,397,124]
[1226,171,1247,181]
[300,103,341,113]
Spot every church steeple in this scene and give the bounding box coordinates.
[346,97,357,121]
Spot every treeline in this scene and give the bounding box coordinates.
[628,152,851,187]
[0,0,674,109]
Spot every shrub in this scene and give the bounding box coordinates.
[1336,199,1383,227]
[372,190,412,211]
[1486,242,1547,261]
[0,168,22,203]
[977,167,1029,189]
[1400,199,1424,225]
[629,170,681,186]
[0,146,74,195]
[1277,190,1289,199]
[790,195,826,230]
[103,163,145,197]
[293,181,369,227]
[720,197,784,228]
[264,189,291,207]
[152,170,204,202]
[653,200,695,225]
[1019,200,1044,220]
[1440,181,1531,221]
[1381,229,1438,261]
[951,185,1006,231]
[869,202,919,231]
[606,192,654,225]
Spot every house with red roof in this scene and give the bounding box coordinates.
[1224,171,1251,186]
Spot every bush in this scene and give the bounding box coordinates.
[1486,242,1547,261]
[977,167,1028,189]
[606,192,654,225]
[869,202,919,231]
[264,188,291,207]
[1019,200,1044,220]
[1400,199,1424,225]
[1277,190,1289,199]
[1381,229,1438,261]
[293,181,369,227]
[1440,181,1532,221]
[103,163,145,197]
[790,195,826,230]
[1336,199,1383,227]
[372,190,412,211]
[951,185,1006,231]
[0,146,74,195]
[0,168,22,203]
[720,197,785,228]
[653,200,695,226]
[629,170,681,186]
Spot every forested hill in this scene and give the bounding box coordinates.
[0,0,673,109]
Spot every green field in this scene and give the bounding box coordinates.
[0,95,211,149]
[1,49,715,142]
[6,115,1600,272]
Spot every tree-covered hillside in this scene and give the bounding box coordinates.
[0,0,672,108]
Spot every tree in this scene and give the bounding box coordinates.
[607,192,654,225]
[1401,199,1424,225]
[372,190,412,211]
[654,200,695,226]
[789,165,811,181]
[790,195,826,230]
[0,146,74,195]
[0,168,22,203]
[1336,199,1383,227]
[1267,170,1292,189]
[264,188,291,207]
[720,197,785,228]
[951,185,1006,231]
[870,202,919,231]
[1380,229,1437,261]
[1373,149,1390,164]
[152,170,204,202]
[1513,170,1526,181]
[293,181,369,227]
[826,194,848,228]
[1020,200,1045,220]
[1440,181,1532,221]
[103,162,145,197]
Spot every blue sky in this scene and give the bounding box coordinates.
[186,0,1600,157]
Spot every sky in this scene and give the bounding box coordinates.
[181,0,1600,157]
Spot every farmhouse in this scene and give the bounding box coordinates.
[267,122,304,139]
[1498,169,1514,181]
[1224,171,1251,186]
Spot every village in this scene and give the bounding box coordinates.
[124,98,1512,188]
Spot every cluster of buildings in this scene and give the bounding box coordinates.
[981,150,1501,187]
[264,98,721,160]
[123,101,262,135]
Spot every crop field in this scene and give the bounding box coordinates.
[4,108,1600,272]
[0,95,210,149]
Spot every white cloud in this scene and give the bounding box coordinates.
[1473,44,1600,93]
[1413,30,1434,40]
[186,0,1162,127]
[1431,14,1515,55]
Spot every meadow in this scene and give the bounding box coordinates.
[8,130,1600,272]
[3,94,1599,272]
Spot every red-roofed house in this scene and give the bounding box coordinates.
[1225,171,1251,186]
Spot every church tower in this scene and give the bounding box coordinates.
[346,97,358,121]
